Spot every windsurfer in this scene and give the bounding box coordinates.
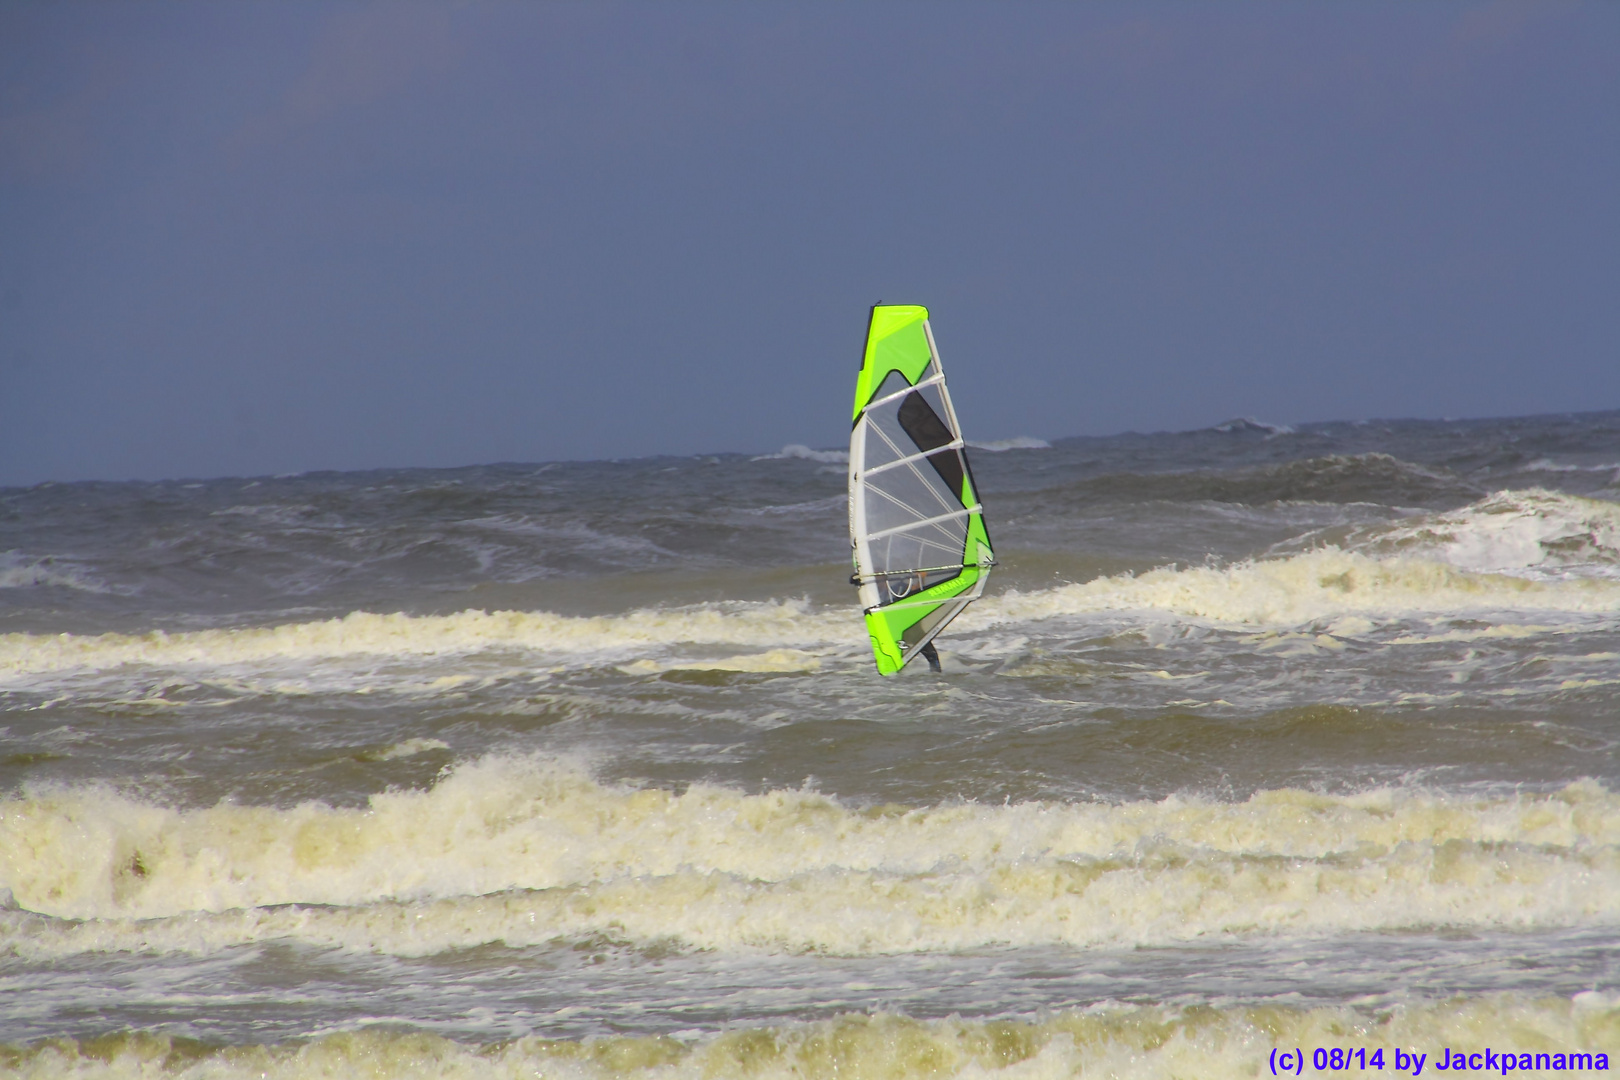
[906,571,944,670]
[848,305,993,675]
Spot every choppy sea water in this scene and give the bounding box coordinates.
[2,412,1618,1078]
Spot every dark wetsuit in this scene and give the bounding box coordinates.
[920,640,941,673]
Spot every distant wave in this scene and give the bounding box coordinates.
[966,436,1050,451]
[1212,417,1295,436]
[2,759,1614,953]
[1038,452,1475,507]
[753,438,1047,462]
[1522,457,1620,480]
[752,444,848,463]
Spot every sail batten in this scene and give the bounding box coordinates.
[862,372,948,411]
[863,505,980,542]
[848,305,994,675]
[858,440,969,478]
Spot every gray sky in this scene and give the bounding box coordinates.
[3,1,1617,485]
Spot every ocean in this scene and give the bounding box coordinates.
[2,411,1618,1078]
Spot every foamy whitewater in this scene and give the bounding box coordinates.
[2,412,1618,1077]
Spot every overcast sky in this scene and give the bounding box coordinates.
[3,1,1617,485]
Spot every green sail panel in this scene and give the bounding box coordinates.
[848,305,995,674]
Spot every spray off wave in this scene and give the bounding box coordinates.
[1342,489,1620,581]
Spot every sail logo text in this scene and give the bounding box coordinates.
[1270,1047,1611,1075]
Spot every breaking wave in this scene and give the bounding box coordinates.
[3,491,1618,689]
[1340,489,1620,580]
[5,552,1620,692]
[977,546,1620,630]
[0,600,857,685]
[0,552,113,594]
[2,760,1616,956]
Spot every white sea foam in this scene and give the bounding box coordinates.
[2,761,1615,956]
[5,998,1616,1080]
[16,836,1616,959]
[616,648,825,675]
[753,445,849,464]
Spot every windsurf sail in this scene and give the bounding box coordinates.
[848,305,994,674]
